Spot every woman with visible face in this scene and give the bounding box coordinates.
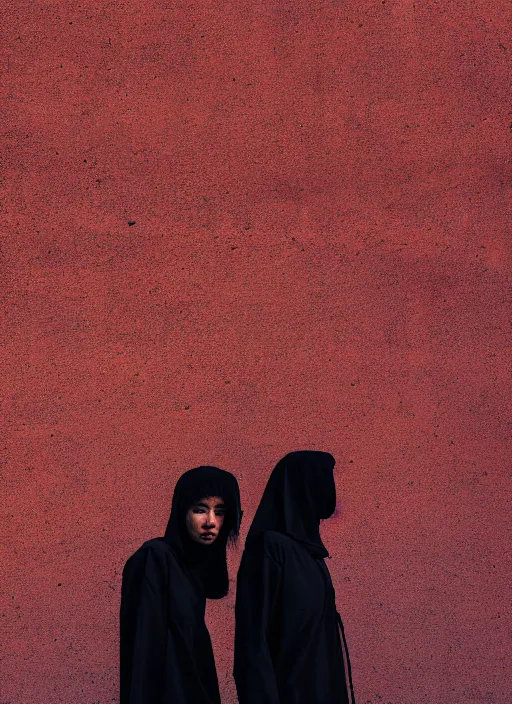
[120,466,241,704]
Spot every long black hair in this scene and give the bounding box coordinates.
[163,466,242,598]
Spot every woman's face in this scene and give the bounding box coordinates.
[185,496,226,544]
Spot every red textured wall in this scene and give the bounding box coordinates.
[2,1,510,703]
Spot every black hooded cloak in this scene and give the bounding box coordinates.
[234,451,355,704]
[120,466,241,704]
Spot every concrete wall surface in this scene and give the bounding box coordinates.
[2,1,510,703]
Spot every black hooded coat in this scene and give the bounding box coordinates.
[120,466,241,704]
[233,451,354,704]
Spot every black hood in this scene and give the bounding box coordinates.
[247,451,336,558]
[164,466,242,598]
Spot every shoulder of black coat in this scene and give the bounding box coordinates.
[252,530,296,563]
[128,537,179,565]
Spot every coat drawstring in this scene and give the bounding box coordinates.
[318,559,356,704]
[336,611,356,704]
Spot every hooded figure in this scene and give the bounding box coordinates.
[234,451,355,704]
[120,466,241,704]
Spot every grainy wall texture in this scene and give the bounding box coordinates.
[2,1,511,703]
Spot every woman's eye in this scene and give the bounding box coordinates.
[193,508,205,514]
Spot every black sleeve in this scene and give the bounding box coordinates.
[233,537,282,704]
[120,546,169,704]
